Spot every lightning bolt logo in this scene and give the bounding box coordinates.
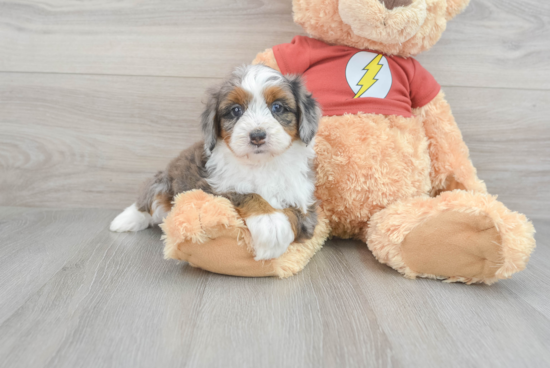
[354,54,384,99]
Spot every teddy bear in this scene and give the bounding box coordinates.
[161,0,536,284]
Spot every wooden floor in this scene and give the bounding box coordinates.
[1,0,549,367]
[0,207,548,367]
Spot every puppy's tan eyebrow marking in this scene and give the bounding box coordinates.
[221,87,253,110]
[264,86,296,109]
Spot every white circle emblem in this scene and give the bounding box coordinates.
[345,51,392,99]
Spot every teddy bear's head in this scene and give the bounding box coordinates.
[293,0,470,57]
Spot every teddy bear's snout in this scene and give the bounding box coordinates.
[338,0,428,44]
[379,0,412,10]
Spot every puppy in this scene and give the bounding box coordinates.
[110,64,321,260]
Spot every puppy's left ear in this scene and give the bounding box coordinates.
[288,76,321,146]
[201,86,221,154]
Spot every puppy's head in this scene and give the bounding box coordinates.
[201,65,321,159]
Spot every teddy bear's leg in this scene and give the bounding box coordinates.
[162,190,330,278]
[165,216,330,278]
[365,190,535,284]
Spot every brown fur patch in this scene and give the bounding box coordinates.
[230,193,277,219]
[150,193,172,215]
[282,208,300,238]
[221,87,252,111]
[220,127,232,147]
[282,122,300,142]
[264,86,296,109]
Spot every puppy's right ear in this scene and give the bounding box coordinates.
[201,88,221,154]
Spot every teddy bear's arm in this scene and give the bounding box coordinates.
[414,91,487,195]
[252,48,281,72]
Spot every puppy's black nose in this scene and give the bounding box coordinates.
[249,129,267,146]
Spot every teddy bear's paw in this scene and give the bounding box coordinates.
[246,212,295,261]
[199,196,243,232]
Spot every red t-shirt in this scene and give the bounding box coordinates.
[273,36,440,118]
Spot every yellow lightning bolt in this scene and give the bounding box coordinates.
[354,54,384,99]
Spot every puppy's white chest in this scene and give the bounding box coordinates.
[206,141,315,211]
[246,170,300,209]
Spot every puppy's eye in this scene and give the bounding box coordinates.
[271,102,285,114]
[231,105,243,118]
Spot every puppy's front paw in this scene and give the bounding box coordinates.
[246,212,295,261]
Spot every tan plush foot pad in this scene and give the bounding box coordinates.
[401,211,503,281]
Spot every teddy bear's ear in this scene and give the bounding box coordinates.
[287,75,321,146]
[445,0,470,20]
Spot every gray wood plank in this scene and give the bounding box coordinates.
[503,221,550,320]
[0,0,300,80]
[0,0,548,89]
[1,73,548,219]
[0,206,548,368]
[0,208,206,368]
[0,72,208,209]
[416,0,550,89]
[444,86,550,220]
[0,207,111,326]
[337,236,550,368]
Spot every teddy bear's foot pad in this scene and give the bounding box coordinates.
[401,211,503,281]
